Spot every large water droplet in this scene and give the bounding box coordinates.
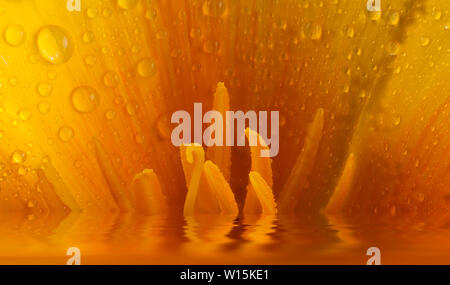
[11,150,26,164]
[4,25,25,46]
[71,86,100,113]
[137,58,156,77]
[37,25,74,64]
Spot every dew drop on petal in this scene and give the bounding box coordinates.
[38,101,51,114]
[18,166,27,176]
[346,26,355,38]
[58,126,74,142]
[432,9,442,20]
[71,86,100,113]
[18,109,32,121]
[103,8,113,17]
[137,58,156,77]
[37,81,53,97]
[420,37,430,47]
[202,0,228,18]
[126,101,138,116]
[86,7,98,18]
[303,22,322,40]
[105,109,116,120]
[388,12,400,26]
[11,150,26,164]
[393,116,401,126]
[36,25,74,64]
[103,71,119,87]
[145,9,157,20]
[387,41,400,56]
[4,25,25,46]
[84,55,97,65]
[82,31,95,43]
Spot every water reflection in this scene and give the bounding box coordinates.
[1,210,450,264]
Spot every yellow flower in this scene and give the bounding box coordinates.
[0,0,448,264]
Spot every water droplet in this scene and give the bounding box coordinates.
[84,55,97,65]
[74,159,82,168]
[58,126,74,142]
[117,0,138,9]
[393,116,401,126]
[145,9,157,20]
[346,26,355,38]
[18,166,27,176]
[415,159,420,167]
[303,22,322,40]
[388,12,400,26]
[47,71,57,80]
[37,81,53,97]
[4,25,26,46]
[27,199,37,208]
[156,113,170,139]
[103,71,119,87]
[202,0,228,18]
[387,41,400,56]
[389,205,397,216]
[86,7,98,18]
[37,25,74,64]
[105,109,116,120]
[202,39,220,53]
[71,86,100,113]
[82,31,95,43]
[137,58,156,77]
[42,155,50,164]
[126,101,138,116]
[11,150,26,164]
[18,109,32,121]
[101,8,112,17]
[432,9,442,20]
[420,37,430,47]
[38,101,51,114]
